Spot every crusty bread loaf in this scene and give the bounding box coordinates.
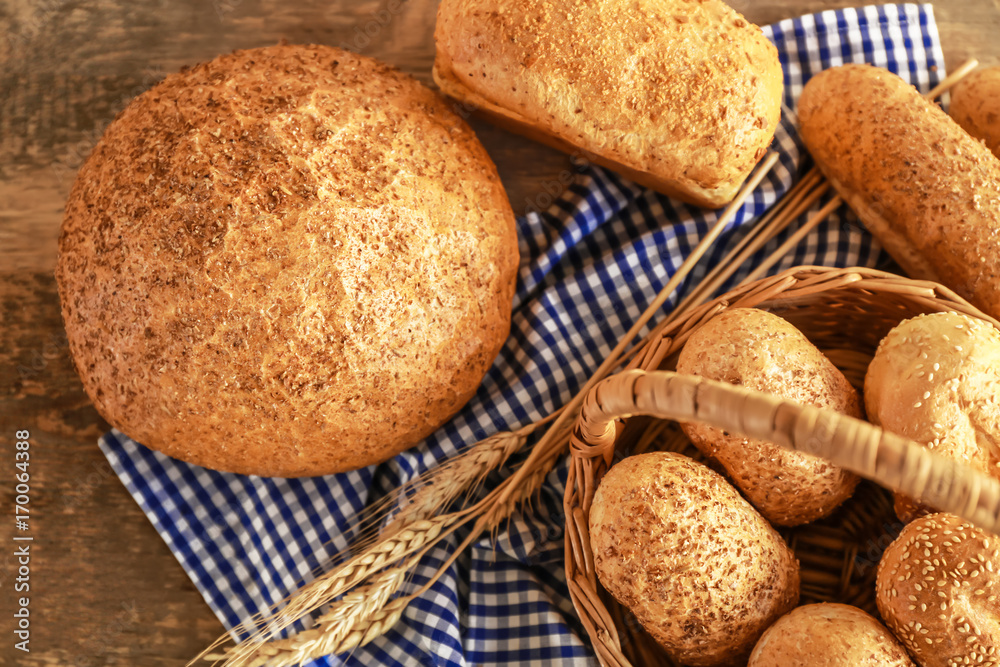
[876,513,1000,667]
[798,64,1000,320]
[950,66,1000,158]
[749,603,914,667]
[433,0,783,208]
[864,312,1000,522]
[589,452,800,666]
[676,308,861,526]
[56,44,519,477]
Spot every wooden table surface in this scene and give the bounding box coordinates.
[1,0,998,664]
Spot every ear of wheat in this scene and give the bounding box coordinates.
[202,433,564,667]
[235,568,411,667]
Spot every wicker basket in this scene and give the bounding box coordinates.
[563,265,1000,667]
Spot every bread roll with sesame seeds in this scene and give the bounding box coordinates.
[950,67,1000,159]
[798,64,1000,320]
[56,44,519,477]
[865,312,1000,522]
[876,513,1000,667]
[589,451,800,666]
[676,308,862,526]
[748,603,915,667]
[432,0,783,209]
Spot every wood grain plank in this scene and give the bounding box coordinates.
[0,271,223,666]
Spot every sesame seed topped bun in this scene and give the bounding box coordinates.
[876,513,1000,666]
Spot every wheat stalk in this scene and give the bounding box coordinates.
[195,428,541,667]
[198,427,539,664]
[207,518,460,666]
[304,422,543,573]
[204,443,560,667]
[238,568,410,667]
[194,518,448,664]
[486,446,560,527]
[225,429,567,667]
[378,426,533,538]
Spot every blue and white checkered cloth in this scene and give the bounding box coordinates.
[100,5,946,665]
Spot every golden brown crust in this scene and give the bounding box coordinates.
[433,0,783,208]
[864,312,1000,521]
[676,308,862,526]
[950,67,1000,159]
[798,64,1000,320]
[876,513,1000,667]
[749,603,915,667]
[589,452,800,666]
[56,44,518,477]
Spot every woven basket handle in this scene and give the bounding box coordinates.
[571,369,1000,535]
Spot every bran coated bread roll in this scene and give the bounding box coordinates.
[950,66,1000,158]
[798,64,1000,320]
[57,44,518,477]
[676,308,862,526]
[864,311,1000,522]
[589,451,800,666]
[876,513,1000,667]
[433,0,783,208]
[749,603,915,667]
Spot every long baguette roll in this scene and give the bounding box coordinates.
[798,64,1000,319]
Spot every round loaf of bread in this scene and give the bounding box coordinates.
[876,513,1000,667]
[589,451,800,666]
[748,603,914,666]
[56,44,519,477]
[864,311,1000,521]
[676,307,862,526]
[950,66,1000,158]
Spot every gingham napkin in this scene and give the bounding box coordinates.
[100,5,945,665]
